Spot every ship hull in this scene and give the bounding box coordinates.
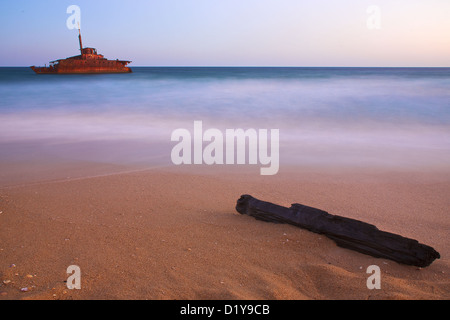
[31,65,132,74]
[31,58,132,74]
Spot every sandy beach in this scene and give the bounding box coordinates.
[0,162,448,300]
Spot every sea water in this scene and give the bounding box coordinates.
[0,67,449,171]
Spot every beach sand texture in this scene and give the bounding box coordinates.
[0,165,448,300]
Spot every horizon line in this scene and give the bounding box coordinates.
[1,65,449,68]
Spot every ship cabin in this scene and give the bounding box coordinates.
[82,47,97,55]
[80,47,105,60]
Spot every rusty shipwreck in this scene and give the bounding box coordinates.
[31,28,132,74]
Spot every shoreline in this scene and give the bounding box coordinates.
[0,163,448,300]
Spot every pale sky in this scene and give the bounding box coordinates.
[1,0,449,66]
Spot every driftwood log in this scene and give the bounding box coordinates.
[236,195,440,267]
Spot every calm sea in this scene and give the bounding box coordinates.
[0,67,449,171]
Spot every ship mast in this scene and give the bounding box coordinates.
[78,23,83,54]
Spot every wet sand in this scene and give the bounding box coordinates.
[0,164,449,300]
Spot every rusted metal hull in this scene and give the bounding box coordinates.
[31,60,132,74]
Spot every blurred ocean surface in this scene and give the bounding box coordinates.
[1,67,449,173]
